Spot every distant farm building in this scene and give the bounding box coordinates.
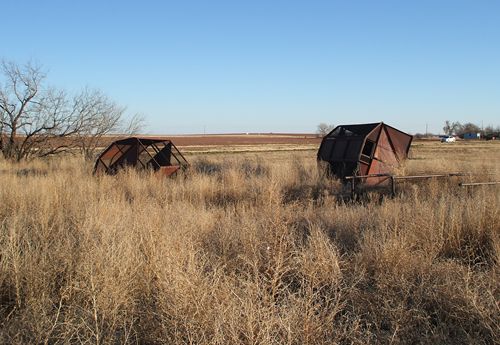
[463,132,481,140]
[94,137,189,176]
[317,122,412,186]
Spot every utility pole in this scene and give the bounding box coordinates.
[425,123,428,137]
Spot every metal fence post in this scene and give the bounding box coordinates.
[351,178,355,199]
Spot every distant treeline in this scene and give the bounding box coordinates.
[414,121,500,139]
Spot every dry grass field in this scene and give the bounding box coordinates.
[0,140,499,344]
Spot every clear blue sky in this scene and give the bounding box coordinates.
[3,0,499,134]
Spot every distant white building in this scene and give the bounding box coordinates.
[463,132,481,139]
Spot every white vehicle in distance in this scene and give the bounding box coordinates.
[440,135,456,143]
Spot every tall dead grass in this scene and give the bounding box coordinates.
[0,144,499,344]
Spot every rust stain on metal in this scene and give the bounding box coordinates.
[317,122,413,186]
[94,137,189,176]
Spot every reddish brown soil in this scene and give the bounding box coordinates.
[101,134,322,147]
[170,134,320,146]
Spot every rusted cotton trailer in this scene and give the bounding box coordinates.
[317,122,412,186]
[94,137,189,176]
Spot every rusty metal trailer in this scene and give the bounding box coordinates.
[317,122,413,186]
[94,137,189,176]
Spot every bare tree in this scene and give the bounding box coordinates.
[72,89,146,160]
[0,59,144,161]
[317,123,335,136]
[443,120,453,135]
[483,125,500,136]
[0,102,5,153]
[0,60,79,160]
[442,120,463,136]
[122,113,145,136]
[0,60,44,159]
[460,122,481,136]
[71,88,124,160]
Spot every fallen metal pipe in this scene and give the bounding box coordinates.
[459,181,500,187]
[346,172,476,198]
[393,173,468,180]
[345,173,391,180]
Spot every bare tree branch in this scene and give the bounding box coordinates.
[0,59,143,161]
[317,123,335,137]
[72,88,126,160]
